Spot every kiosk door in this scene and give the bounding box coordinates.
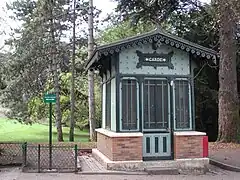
[142,79,171,159]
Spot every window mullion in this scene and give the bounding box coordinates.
[183,81,186,127]
[130,80,133,129]
[126,81,129,128]
[156,80,158,129]
[161,80,164,128]
[189,83,192,129]
[148,81,151,129]
[178,81,181,128]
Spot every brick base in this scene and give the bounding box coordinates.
[96,129,207,161]
[96,129,143,161]
[174,132,207,159]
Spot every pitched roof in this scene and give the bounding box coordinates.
[85,28,218,69]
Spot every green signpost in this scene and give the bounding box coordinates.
[44,94,57,103]
[44,93,56,170]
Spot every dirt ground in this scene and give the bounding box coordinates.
[209,142,240,153]
[1,167,240,180]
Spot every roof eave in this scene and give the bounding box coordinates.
[84,29,219,70]
[93,29,217,56]
[85,51,99,70]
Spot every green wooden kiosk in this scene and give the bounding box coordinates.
[85,29,217,164]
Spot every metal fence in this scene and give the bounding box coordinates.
[0,142,23,166]
[0,142,79,173]
[22,143,79,173]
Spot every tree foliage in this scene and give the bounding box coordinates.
[114,0,204,24]
[97,20,155,44]
[1,0,102,141]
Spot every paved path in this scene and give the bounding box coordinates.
[210,149,240,168]
[209,143,240,171]
[79,155,107,172]
[1,166,240,180]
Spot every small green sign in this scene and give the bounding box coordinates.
[44,93,56,103]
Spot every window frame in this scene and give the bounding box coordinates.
[173,78,192,131]
[119,77,140,132]
[142,78,171,132]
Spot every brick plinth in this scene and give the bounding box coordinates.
[174,132,207,159]
[96,129,143,161]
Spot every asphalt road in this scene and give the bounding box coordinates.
[1,166,240,180]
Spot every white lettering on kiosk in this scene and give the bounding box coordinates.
[145,57,167,62]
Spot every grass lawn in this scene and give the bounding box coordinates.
[0,118,89,142]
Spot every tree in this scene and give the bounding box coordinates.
[3,0,50,122]
[217,0,240,142]
[48,0,64,141]
[2,0,103,142]
[69,0,77,141]
[0,53,8,90]
[3,0,71,141]
[113,0,203,25]
[87,0,96,141]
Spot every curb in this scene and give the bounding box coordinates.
[76,171,148,175]
[209,158,240,172]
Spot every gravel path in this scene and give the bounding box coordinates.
[1,166,240,180]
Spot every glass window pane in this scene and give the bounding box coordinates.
[121,79,138,130]
[175,80,190,129]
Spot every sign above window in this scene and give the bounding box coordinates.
[136,50,174,69]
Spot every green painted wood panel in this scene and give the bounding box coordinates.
[119,43,190,75]
[143,133,171,157]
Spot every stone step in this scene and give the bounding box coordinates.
[144,167,179,175]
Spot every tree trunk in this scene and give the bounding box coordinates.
[217,0,240,142]
[69,0,76,142]
[49,0,63,142]
[88,0,96,141]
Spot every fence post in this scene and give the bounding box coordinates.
[38,144,41,173]
[22,142,27,166]
[21,143,24,165]
[74,144,78,173]
[25,142,27,166]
